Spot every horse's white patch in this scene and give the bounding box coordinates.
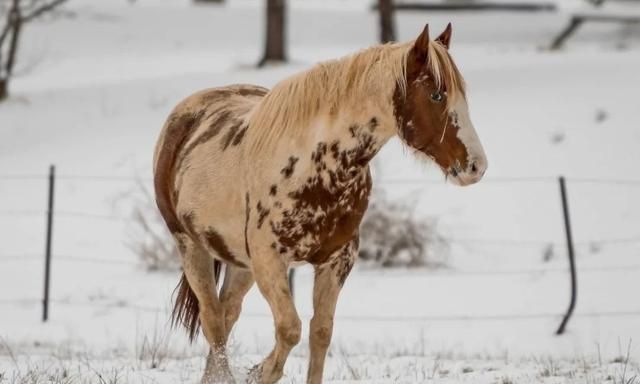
[450,97,487,184]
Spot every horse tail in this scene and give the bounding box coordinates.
[171,273,200,342]
[153,106,205,235]
[214,259,223,286]
[171,259,224,342]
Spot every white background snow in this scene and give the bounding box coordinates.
[1,0,640,382]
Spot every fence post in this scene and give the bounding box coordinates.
[42,164,55,322]
[556,176,577,335]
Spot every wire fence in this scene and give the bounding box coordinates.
[1,297,640,323]
[3,172,640,185]
[4,251,640,274]
[1,170,640,326]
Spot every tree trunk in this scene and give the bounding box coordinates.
[378,0,396,43]
[6,6,23,79]
[259,0,286,67]
[0,0,22,102]
[0,78,8,101]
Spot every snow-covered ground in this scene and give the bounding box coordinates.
[1,0,640,382]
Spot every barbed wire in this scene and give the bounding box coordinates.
[4,210,639,248]
[54,255,139,265]
[356,264,640,277]
[2,208,640,247]
[57,175,153,182]
[2,173,640,186]
[0,174,47,180]
[1,173,640,277]
[0,209,45,217]
[0,210,129,222]
[377,176,557,185]
[1,298,640,322]
[0,174,147,182]
[567,178,640,187]
[0,254,41,261]
[0,254,137,265]
[3,251,640,277]
[55,211,129,222]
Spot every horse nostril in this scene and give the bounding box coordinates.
[470,162,478,174]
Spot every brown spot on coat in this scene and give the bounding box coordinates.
[348,124,359,138]
[329,141,340,159]
[244,193,252,259]
[280,156,299,178]
[256,201,270,229]
[311,142,328,164]
[177,109,233,170]
[237,87,269,97]
[204,228,247,268]
[231,125,248,146]
[368,117,379,132]
[221,120,244,150]
[269,185,278,196]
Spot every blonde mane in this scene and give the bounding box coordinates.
[246,38,465,155]
[426,40,466,108]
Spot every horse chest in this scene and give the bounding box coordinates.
[268,169,372,265]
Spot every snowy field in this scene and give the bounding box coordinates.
[1,0,640,382]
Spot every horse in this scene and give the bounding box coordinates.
[153,23,487,384]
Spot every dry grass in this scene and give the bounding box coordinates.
[119,178,180,272]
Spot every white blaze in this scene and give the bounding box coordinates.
[450,97,487,185]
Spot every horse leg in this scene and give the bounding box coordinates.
[248,252,301,384]
[307,238,357,384]
[219,266,255,342]
[178,234,233,383]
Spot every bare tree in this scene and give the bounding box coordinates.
[258,0,286,67]
[378,0,396,43]
[0,0,67,101]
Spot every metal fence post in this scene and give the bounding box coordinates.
[556,176,577,335]
[43,164,55,322]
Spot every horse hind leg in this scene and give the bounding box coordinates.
[219,265,255,342]
[173,233,234,384]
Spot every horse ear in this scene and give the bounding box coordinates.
[413,24,430,62]
[436,22,452,49]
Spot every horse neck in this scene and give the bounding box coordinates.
[308,102,397,181]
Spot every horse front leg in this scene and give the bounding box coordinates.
[248,248,301,384]
[307,237,357,384]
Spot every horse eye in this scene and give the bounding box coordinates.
[431,91,443,102]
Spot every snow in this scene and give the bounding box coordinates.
[1,0,640,382]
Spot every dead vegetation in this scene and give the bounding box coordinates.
[122,179,179,272]
[358,189,448,268]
